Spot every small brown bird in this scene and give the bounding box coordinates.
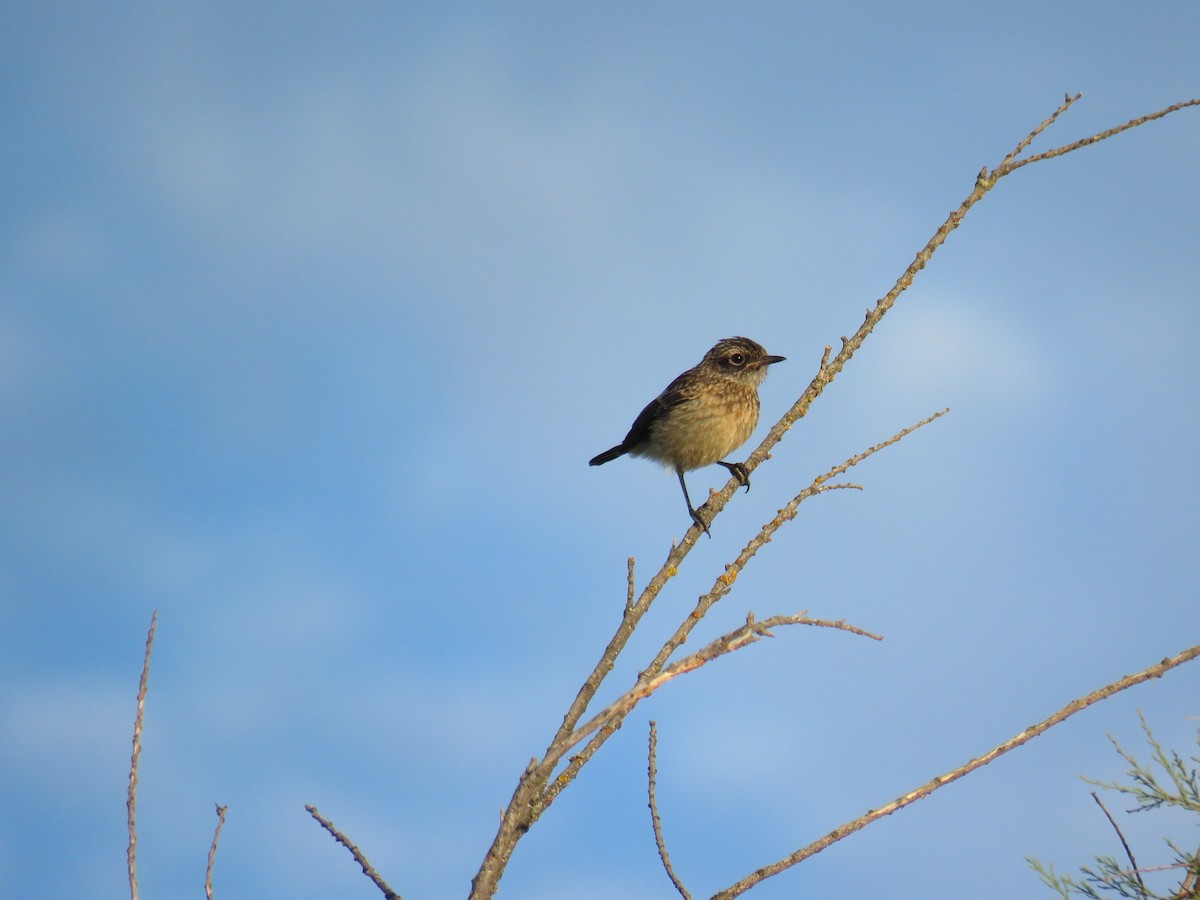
[590,336,785,535]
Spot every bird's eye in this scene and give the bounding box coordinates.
[728,353,745,366]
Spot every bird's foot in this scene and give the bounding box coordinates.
[718,460,751,492]
[688,506,712,539]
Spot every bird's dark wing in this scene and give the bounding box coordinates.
[620,374,695,449]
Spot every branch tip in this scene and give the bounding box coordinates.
[307,804,403,900]
[648,723,692,899]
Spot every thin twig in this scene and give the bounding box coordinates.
[306,805,403,900]
[127,610,157,900]
[205,804,229,900]
[626,557,636,614]
[712,643,1200,898]
[996,92,1081,171]
[1091,791,1147,899]
[548,614,881,770]
[648,722,691,900]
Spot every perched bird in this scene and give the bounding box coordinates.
[589,336,785,535]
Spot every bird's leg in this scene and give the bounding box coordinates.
[676,469,711,538]
[717,460,751,492]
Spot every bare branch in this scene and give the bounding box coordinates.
[712,643,1200,898]
[648,722,691,900]
[1003,98,1200,175]
[549,614,881,770]
[996,92,1082,171]
[538,410,941,812]
[626,556,636,614]
[205,804,229,900]
[127,610,157,900]
[306,805,403,900]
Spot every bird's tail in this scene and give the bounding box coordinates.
[589,444,627,466]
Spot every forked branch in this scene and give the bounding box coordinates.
[544,613,881,773]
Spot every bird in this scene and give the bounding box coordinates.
[589,336,785,535]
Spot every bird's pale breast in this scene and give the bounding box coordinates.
[637,382,760,471]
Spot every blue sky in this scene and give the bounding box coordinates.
[2,3,1199,898]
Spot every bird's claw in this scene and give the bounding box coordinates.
[718,460,751,493]
[689,507,712,538]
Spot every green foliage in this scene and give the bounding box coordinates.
[1028,714,1200,899]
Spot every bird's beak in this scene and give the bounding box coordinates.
[753,355,786,368]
